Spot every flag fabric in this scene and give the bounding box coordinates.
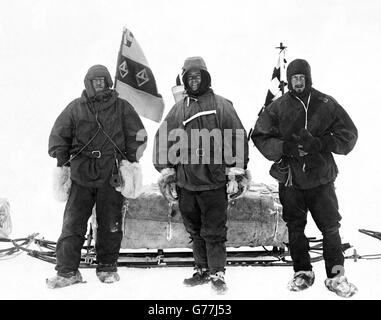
[114,27,165,123]
[262,53,287,111]
[175,74,182,86]
[263,55,283,107]
[171,74,185,103]
[248,45,287,139]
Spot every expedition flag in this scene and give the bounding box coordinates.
[261,42,288,114]
[248,43,288,138]
[114,27,165,123]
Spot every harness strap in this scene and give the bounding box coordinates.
[62,101,127,166]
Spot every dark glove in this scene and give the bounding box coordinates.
[298,129,322,154]
[283,141,300,157]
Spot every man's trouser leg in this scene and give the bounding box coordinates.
[197,187,228,274]
[95,182,124,271]
[306,182,344,278]
[179,188,208,269]
[56,181,95,275]
[279,184,312,273]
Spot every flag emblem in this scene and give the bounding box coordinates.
[136,68,149,87]
[119,61,129,78]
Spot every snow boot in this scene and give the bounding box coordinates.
[325,275,358,298]
[96,271,120,283]
[96,262,120,284]
[46,270,84,289]
[211,271,228,295]
[183,267,211,287]
[287,270,315,291]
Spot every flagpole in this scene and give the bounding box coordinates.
[113,27,126,90]
[276,42,287,95]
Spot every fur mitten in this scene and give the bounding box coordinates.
[116,160,143,199]
[226,167,252,201]
[158,168,178,204]
[53,166,72,202]
[0,198,12,238]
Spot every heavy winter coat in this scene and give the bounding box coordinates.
[49,87,146,188]
[251,88,357,189]
[154,89,249,191]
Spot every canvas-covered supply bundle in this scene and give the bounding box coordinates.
[120,183,287,250]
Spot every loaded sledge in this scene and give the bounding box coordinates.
[1,183,355,267]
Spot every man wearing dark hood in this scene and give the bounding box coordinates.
[153,57,249,294]
[251,59,358,298]
[47,65,147,288]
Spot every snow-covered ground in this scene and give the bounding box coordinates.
[1,238,381,300]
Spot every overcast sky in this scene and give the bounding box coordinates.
[1,0,380,240]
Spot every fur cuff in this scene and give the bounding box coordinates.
[53,166,72,202]
[116,160,143,199]
[0,198,12,238]
[226,168,252,201]
[158,168,178,204]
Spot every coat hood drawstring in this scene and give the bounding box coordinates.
[294,93,311,172]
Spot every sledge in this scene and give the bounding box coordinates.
[88,182,298,267]
[2,182,353,267]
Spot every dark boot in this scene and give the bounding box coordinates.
[183,267,210,287]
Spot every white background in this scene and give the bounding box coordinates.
[1,0,381,300]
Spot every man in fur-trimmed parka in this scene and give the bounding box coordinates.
[251,58,358,298]
[153,56,250,294]
[47,64,147,288]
